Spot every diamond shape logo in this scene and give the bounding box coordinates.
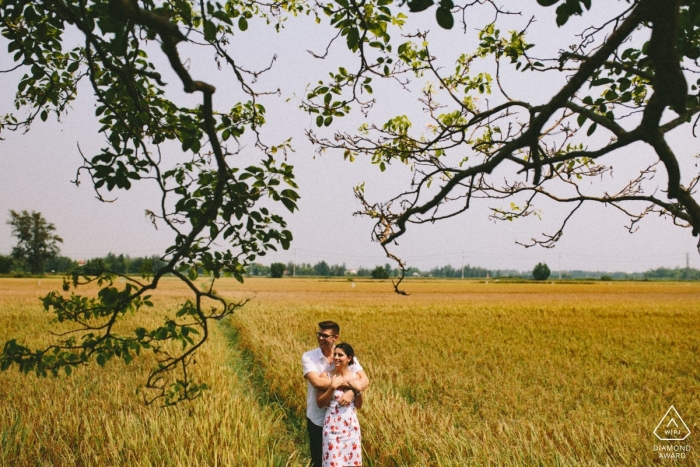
[654,406,691,441]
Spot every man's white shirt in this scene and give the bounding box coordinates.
[302,347,363,426]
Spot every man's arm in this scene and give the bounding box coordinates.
[355,369,370,392]
[337,369,369,406]
[304,371,331,390]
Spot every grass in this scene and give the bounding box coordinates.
[1,277,699,466]
[0,278,302,467]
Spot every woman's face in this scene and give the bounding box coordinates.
[333,348,351,368]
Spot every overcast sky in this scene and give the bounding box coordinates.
[1,1,699,273]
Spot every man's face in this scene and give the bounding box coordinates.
[316,328,338,349]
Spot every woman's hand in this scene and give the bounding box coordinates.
[330,373,346,389]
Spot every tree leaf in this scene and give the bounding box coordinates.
[577,113,587,127]
[586,122,597,136]
[436,7,454,29]
[346,28,359,50]
[281,197,296,212]
[204,21,216,41]
[407,0,434,13]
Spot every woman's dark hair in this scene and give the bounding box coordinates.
[334,342,356,366]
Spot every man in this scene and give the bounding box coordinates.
[302,320,369,467]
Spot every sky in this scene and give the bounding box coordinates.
[1,1,699,273]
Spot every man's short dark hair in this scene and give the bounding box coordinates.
[318,321,340,335]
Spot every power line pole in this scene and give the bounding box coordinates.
[461,252,464,279]
[293,249,296,277]
[687,252,690,270]
[557,253,562,279]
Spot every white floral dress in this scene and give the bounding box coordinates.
[322,374,362,467]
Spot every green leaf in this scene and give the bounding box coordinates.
[604,90,618,101]
[556,13,568,26]
[238,16,248,31]
[346,28,359,50]
[407,0,434,13]
[204,21,216,41]
[436,7,454,29]
[281,198,296,212]
[586,122,597,136]
[188,267,198,281]
[576,113,587,127]
[316,115,324,127]
[537,0,560,5]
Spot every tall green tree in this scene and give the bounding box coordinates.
[371,265,389,279]
[270,262,286,278]
[313,260,331,276]
[532,263,551,281]
[1,0,300,404]
[7,210,63,275]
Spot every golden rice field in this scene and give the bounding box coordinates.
[1,277,699,466]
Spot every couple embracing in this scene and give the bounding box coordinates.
[302,321,370,467]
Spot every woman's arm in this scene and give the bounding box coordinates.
[354,393,363,409]
[316,373,343,408]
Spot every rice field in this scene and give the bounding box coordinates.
[0,278,301,467]
[1,277,699,466]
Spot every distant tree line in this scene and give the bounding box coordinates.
[0,252,168,276]
[242,262,700,281]
[4,251,699,281]
[426,264,489,278]
[0,253,78,275]
[643,267,700,281]
[246,261,349,277]
[243,261,491,278]
[81,253,169,275]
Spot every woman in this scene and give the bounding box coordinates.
[316,342,363,467]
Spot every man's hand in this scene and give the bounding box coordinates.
[338,389,354,406]
[346,378,361,393]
